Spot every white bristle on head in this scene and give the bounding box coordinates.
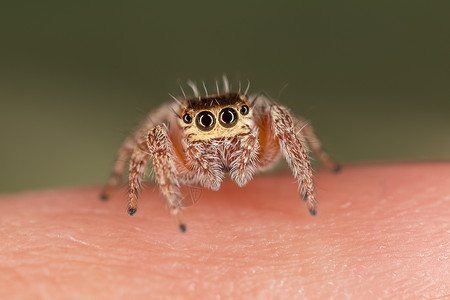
[222,75,230,93]
[187,80,200,97]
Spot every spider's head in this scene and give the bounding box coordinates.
[179,93,253,142]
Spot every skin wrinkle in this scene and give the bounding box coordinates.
[0,162,449,299]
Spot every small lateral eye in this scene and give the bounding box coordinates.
[183,113,192,124]
[240,105,249,115]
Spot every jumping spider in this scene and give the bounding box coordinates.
[101,77,340,232]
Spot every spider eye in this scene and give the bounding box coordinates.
[240,105,249,115]
[219,108,238,128]
[182,113,192,124]
[196,111,216,131]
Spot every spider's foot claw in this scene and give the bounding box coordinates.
[309,208,317,216]
[100,186,115,201]
[301,192,307,201]
[179,223,187,233]
[332,164,342,174]
[100,193,109,201]
[128,207,137,216]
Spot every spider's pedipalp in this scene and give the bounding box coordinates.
[230,133,260,187]
[185,142,224,191]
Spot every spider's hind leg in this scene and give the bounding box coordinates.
[294,117,341,173]
[100,137,135,201]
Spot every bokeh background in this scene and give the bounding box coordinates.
[1,1,449,193]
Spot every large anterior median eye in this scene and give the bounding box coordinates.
[196,111,216,131]
[219,108,238,128]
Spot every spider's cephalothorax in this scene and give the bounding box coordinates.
[180,93,253,143]
[101,77,340,232]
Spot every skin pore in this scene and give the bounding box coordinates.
[0,162,449,299]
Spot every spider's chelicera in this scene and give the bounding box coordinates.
[101,76,340,232]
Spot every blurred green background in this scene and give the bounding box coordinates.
[0,1,449,193]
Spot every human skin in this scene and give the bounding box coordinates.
[0,162,449,299]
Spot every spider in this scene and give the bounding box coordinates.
[101,77,340,232]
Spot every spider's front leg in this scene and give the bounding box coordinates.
[146,125,186,232]
[270,104,317,215]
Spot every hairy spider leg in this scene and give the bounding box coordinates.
[270,104,317,216]
[100,137,135,200]
[294,116,341,173]
[147,125,187,232]
[127,147,150,216]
